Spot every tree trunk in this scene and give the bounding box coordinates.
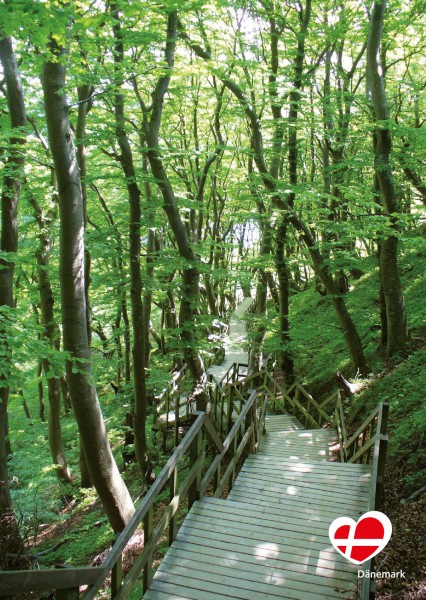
[275,218,294,382]
[0,35,27,561]
[143,11,208,410]
[30,197,72,483]
[111,7,149,475]
[76,84,93,346]
[42,36,134,532]
[366,0,409,357]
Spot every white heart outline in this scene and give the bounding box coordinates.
[329,511,392,565]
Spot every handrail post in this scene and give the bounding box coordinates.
[229,435,238,491]
[165,390,170,433]
[142,506,153,592]
[248,392,257,454]
[188,428,203,508]
[226,385,233,433]
[174,392,179,447]
[111,534,122,599]
[169,466,178,545]
[375,403,389,511]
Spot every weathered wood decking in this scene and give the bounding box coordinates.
[143,414,370,600]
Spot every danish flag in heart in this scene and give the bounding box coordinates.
[329,511,392,565]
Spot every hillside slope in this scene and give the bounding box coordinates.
[265,233,426,598]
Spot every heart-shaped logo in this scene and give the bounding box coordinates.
[329,511,392,565]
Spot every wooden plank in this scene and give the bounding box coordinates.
[151,567,354,600]
[263,431,336,441]
[197,497,332,529]
[150,576,239,600]
[164,547,355,592]
[242,460,370,478]
[226,488,366,519]
[258,447,330,458]
[183,508,344,550]
[258,451,329,461]
[189,502,332,534]
[183,510,335,550]
[230,478,367,509]
[144,589,188,600]
[179,515,352,558]
[168,538,358,583]
[228,483,367,513]
[237,469,369,497]
[244,455,370,473]
[244,455,371,473]
[0,568,102,595]
[157,555,355,599]
[239,471,370,489]
[166,541,357,585]
[174,528,358,574]
[240,462,371,484]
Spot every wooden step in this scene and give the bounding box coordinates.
[144,399,367,599]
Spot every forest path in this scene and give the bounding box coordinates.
[144,414,370,600]
[207,296,254,383]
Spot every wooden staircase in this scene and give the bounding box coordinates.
[143,414,370,600]
[2,368,388,600]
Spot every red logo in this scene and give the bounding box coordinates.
[329,511,392,565]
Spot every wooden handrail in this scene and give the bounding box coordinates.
[360,403,389,600]
[0,568,101,596]
[345,406,379,451]
[4,382,260,600]
[82,412,207,600]
[200,389,259,495]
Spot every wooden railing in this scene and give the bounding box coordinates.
[153,346,225,446]
[208,362,250,436]
[1,388,264,600]
[257,370,335,429]
[356,403,389,600]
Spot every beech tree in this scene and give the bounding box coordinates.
[366,0,409,357]
[0,34,27,556]
[182,1,369,375]
[42,24,134,532]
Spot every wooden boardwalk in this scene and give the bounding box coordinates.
[143,414,370,600]
[207,297,253,384]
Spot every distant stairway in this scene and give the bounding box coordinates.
[144,414,370,600]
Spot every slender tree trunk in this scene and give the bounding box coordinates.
[60,374,72,413]
[111,7,148,475]
[42,36,134,532]
[0,35,27,561]
[366,0,409,357]
[189,29,368,376]
[143,11,208,410]
[30,197,72,483]
[38,361,45,421]
[275,218,294,382]
[77,85,93,345]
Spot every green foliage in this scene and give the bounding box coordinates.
[353,349,426,494]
